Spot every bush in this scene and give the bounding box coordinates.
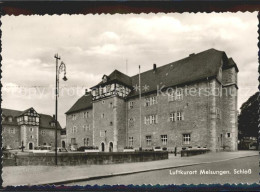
[154,146,161,149]
[182,147,186,150]
[162,147,167,151]
[144,149,153,151]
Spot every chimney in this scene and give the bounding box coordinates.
[53,115,55,119]
[153,63,157,71]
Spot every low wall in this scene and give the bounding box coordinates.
[16,151,168,166]
[181,149,210,157]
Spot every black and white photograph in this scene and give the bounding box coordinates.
[1,12,259,186]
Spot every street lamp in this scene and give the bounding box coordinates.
[54,53,68,166]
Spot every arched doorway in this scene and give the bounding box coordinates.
[109,142,113,152]
[101,142,105,152]
[62,141,65,148]
[29,142,33,150]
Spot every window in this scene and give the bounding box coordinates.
[176,90,183,100]
[83,125,86,131]
[10,128,15,134]
[177,112,183,121]
[150,115,156,124]
[227,133,231,138]
[216,108,221,119]
[169,113,175,122]
[83,112,89,118]
[86,138,89,146]
[51,122,55,127]
[109,102,113,108]
[24,116,28,121]
[145,116,150,125]
[129,101,134,109]
[183,134,191,144]
[101,113,105,118]
[145,98,150,106]
[129,137,133,146]
[72,126,77,133]
[72,115,76,120]
[144,115,158,125]
[102,100,105,104]
[36,117,39,122]
[150,96,157,105]
[8,117,13,122]
[30,128,33,132]
[168,92,174,102]
[100,130,105,137]
[30,135,33,139]
[100,87,104,95]
[129,118,134,127]
[110,121,113,126]
[161,135,167,145]
[146,136,152,146]
[41,130,46,135]
[71,138,76,145]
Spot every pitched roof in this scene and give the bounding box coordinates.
[2,108,62,129]
[92,70,132,88]
[128,48,226,97]
[226,58,239,72]
[65,93,93,114]
[67,48,239,113]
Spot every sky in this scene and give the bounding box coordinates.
[2,13,258,127]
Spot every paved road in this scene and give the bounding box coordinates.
[71,156,259,185]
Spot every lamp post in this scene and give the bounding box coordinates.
[54,53,67,166]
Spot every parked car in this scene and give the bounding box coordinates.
[6,145,12,150]
[249,142,257,150]
[70,145,77,151]
[153,146,162,151]
[33,145,52,153]
[52,147,68,152]
[77,146,98,151]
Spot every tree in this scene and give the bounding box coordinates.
[238,91,259,149]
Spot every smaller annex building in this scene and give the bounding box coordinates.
[2,107,62,150]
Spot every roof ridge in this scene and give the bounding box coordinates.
[130,48,223,78]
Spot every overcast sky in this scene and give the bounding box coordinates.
[2,13,258,127]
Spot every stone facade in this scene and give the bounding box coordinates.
[2,107,62,150]
[66,108,93,150]
[39,128,61,147]
[66,49,239,152]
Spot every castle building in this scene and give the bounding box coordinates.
[65,48,239,152]
[2,107,62,150]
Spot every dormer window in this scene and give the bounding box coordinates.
[8,117,13,122]
[102,75,108,83]
[51,122,56,127]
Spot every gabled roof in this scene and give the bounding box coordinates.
[2,108,62,129]
[65,93,93,115]
[92,70,132,88]
[128,48,226,97]
[226,58,239,72]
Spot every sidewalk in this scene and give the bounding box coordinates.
[2,150,258,186]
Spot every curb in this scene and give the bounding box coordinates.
[37,154,258,185]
